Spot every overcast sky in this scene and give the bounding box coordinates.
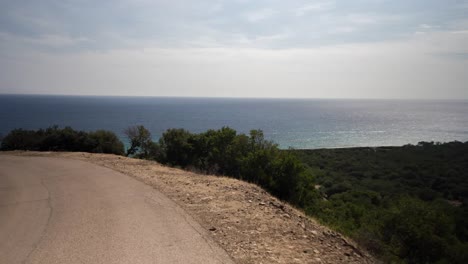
[0,0,467,99]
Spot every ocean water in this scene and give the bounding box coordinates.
[1,94,467,149]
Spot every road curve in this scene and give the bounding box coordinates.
[0,155,234,264]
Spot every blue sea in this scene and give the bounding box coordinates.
[1,94,467,149]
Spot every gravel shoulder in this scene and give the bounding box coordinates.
[3,151,376,264]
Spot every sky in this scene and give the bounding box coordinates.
[0,0,467,99]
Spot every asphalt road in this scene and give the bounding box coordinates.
[0,155,234,264]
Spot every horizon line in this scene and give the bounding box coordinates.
[0,92,467,101]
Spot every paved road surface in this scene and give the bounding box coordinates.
[0,155,234,264]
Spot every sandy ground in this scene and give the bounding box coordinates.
[2,151,376,264]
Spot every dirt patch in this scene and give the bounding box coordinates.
[3,151,376,264]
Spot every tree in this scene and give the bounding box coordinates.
[271,153,305,202]
[88,130,125,155]
[124,125,153,157]
[158,128,193,166]
[201,127,237,175]
[380,196,455,263]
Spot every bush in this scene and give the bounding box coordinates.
[1,126,124,155]
[380,196,456,263]
[1,129,40,150]
[151,127,315,205]
[88,130,125,155]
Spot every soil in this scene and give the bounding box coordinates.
[3,151,377,264]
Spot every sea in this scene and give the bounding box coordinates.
[1,94,467,149]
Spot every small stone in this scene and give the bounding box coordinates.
[313,249,320,254]
[311,230,318,235]
[259,202,266,206]
[283,214,291,218]
[201,196,213,202]
[269,201,285,210]
[208,227,217,231]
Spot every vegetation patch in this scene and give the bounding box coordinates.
[2,125,467,263]
[291,143,468,263]
[0,126,124,155]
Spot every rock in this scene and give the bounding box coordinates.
[208,227,217,231]
[259,202,266,206]
[283,214,291,218]
[270,201,284,210]
[313,249,320,254]
[201,196,213,202]
[310,230,318,235]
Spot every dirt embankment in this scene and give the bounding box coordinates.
[4,151,376,264]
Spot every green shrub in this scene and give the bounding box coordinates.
[88,130,125,155]
[1,126,124,155]
[152,127,313,204]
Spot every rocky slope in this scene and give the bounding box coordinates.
[4,151,376,264]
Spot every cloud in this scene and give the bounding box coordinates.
[346,13,402,25]
[29,35,91,47]
[243,8,277,22]
[332,26,356,34]
[2,30,467,99]
[451,30,468,34]
[0,32,93,55]
[294,2,334,16]
[1,0,468,99]
[1,0,467,50]
[419,24,434,29]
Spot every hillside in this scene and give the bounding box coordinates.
[4,151,374,264]
[290,142,468,263]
